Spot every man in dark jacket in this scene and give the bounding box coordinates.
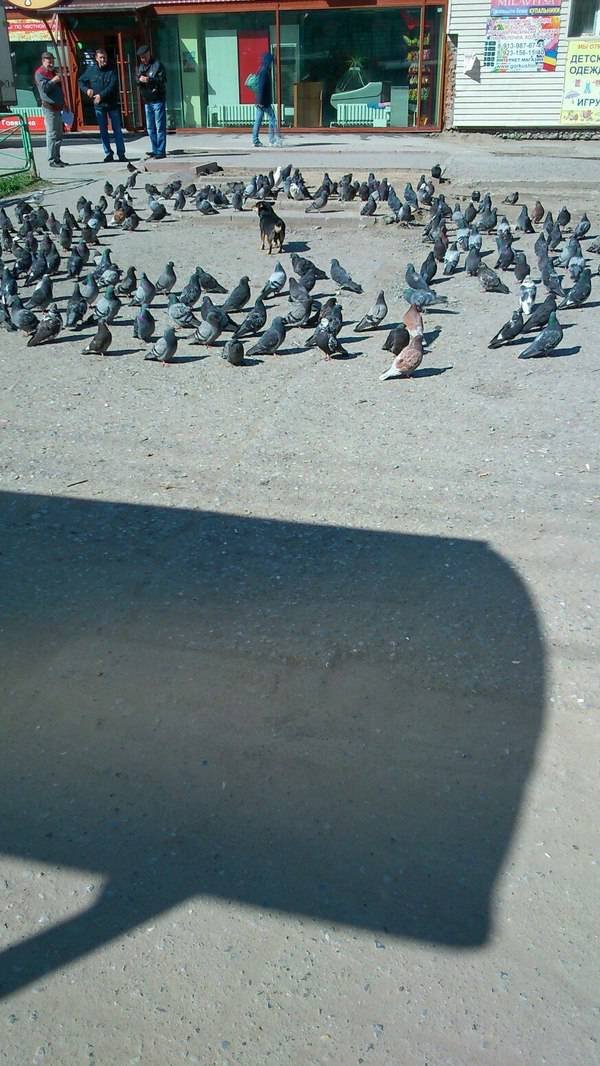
[136,45,167,160]
[78,48,126,163]
[251,52,283,148]
[34,52,67,168]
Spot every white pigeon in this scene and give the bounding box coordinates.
[520,279,537,316]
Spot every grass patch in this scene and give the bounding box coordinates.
[0,170,45,200]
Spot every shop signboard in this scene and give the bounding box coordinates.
[561,38,600,125]
[490,1,561,13]
[484,15,560,71]
[0,112,45,133]
[8,18,52,41]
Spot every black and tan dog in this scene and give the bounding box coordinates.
[256,202,286,255]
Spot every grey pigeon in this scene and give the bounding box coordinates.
[66,283,88,329]
[556,206,571,228]
[478,265,509,294]
[558,268,592,309]
[192,311,223,345]
[466,247,481,276]
[133,304,155,342]
[443,243,460,276]
[80,274,99,305]
[234,298,267,339]
[573,213,591,240]
[515,206,534,233]
[116,265,137,297]
[196,268,227,294]
[406,262,429,290]
[148,201,167,222]
[173,189,186,211]
[196,199,218,215]
[514,252,531,282]
[360,196,377,217]
[291,254,327,281]
[180,272,202,307]
[522,294,556,332]
[156,261,177,294]
[25,275,52,311]
[222,276,250,312]
[403,286,447,309]
[200,297,237,333]
[94,286,121,325]
[167,294,201,329]
[488,310,523,349]
[27,304,62,347]
[313,327,349,360]
[221,338,245,365]
[519,312,563,358]
[82,321,112,355]
[9,298,39,335]
[131,272,156,306]
[305,188,329,213]
[330,258,362,293]
[145,326,178,363]
[247,316,287,356]
[261,261,286,299]
[355,290,388,331]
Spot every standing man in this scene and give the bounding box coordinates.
[251,52,282,148]
[136,45,167,160]
[34,52,67,169]
[78,48,127,163]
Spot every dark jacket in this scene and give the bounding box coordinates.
[78,62,120,110]
[136,57,166,104]
[35,66,64,111]
[256,54,273,108]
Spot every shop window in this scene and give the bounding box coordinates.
[569,0,600,36]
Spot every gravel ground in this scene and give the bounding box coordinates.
[1,159,599,1065]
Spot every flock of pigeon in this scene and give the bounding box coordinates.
[0,159,596,380]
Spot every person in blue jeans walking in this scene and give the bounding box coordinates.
[252,52,282,148]
[78,49,126,163]
[136,45,167,160]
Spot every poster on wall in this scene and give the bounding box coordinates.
[484,15,560,71]
[7,18,52,41]
[561,39,600,125]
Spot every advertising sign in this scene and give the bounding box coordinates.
[484,15,560,72]
[561,38,600,125]
[8,18,52,41]
[491,1,561,13]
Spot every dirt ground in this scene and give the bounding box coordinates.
[1,158,599,1065]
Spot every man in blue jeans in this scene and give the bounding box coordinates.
[78,49,126,163]
[136,45,167,160]
[252,52,283,148]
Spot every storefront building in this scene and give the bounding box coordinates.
[5,0,449,133]
[448,0,600,129]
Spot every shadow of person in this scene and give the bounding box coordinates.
[0,493,545,996]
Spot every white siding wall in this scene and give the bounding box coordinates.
[448,0,572,127]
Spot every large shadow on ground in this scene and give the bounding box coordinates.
[0,492,545,996]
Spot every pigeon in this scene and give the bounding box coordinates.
[519,311,563,358]
[313,327,350,360]
[200,297,237,333]
[25,275,52,311]
[503,192,519,205]
[80,274,99,305]
[443,243,460,275]
[145,326,178,363]
[192,310,224,345]
[167,295,201,330]
[305,189,329,213]
[420,253,437,285]
[222,276,250,312]
[121,212,141,233]
[116,266,137,298]
[9,298,39,335]
[180,271,202,308]
[403,305,424,337]
[65,283,88,329]
[556,206,571,229]
[82,320,112,355]
[382,325,410,357]
[515,206,534,234]
[173,189,186,211]
[558,268,592,309]
[355,290,388,331]
[196,267,227,294]
[131,272,156,306]
[403,287,447,309]
[27,304,62,347]
[221,338,245,365]
[231,190,243,211]
[466,247,482,277]
[522,294,556,332]
[573,213,591,240]
[330,259,362,293]
[261,261,286,299]
[478,265,509,294]
[93,286,121,325]
[488,310,524,349]
[514,252,531,282]
[406,262,430,290]
[532,200,545,224]
[247,316,287,356]
[155,261,177,294]
[196,198,218,215]
[360,196,377,217]
[495,242,515,272]
[148,201,167,222]
[431,163,444,181]
[520,279,537,316]
[380,334,424,380]
[288,276,311,306]
[234,298,267,339]
[133,304,155,342]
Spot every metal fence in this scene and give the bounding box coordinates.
[0,112,37,177]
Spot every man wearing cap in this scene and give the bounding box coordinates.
[34,52,67,169]
[136,45,167,160]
